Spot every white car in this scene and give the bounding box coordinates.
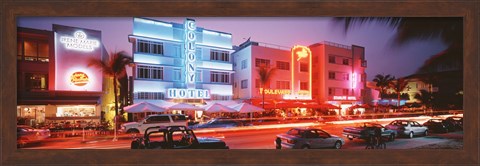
[385,120,429,138]
[275,128,344,149]
[121,114,187,134]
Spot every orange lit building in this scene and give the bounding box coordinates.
[233,40,367,116]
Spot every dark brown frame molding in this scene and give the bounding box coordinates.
[1,0,478,165]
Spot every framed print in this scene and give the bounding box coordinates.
[1,0,478,165]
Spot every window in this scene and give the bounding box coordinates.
[276,81,290,89]
[328,88,334,96]
[328,72,335,80]
[25,73,48,90]
[342,58,349,65]
[136,40,164,55]
[210,50,229,62]
[300,63,308,72]
[343,89,349,95]
[276,61,290,70]
[18,39,49,62]
[328,56,335,63]
[210,72,229,83]
[195,70,202,82]
[241,60,247,69]
[134,92,165,100]
[136,65,163,80]
[343,73,349,81]
[255,58,270,67]
[173,69,181,81]
[241,79,248,89]
[146,116,170,123]
[300,82,308,90]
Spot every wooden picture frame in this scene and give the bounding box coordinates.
[1,0,478,165]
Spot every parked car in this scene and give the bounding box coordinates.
[131,126,229,149]
[385,120,428,138]
[120,114,187,134]
[423,118,455,133]
[445,116,463,130]
[342,122,397,141]
[17,125,51,148]
[275,128,344,149]
[191,118,243,129]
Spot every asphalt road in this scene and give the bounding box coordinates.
[22,122,463,150]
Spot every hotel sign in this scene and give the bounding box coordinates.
[165,19,210,100]
[167,88,210,99]
[332,96,357,101]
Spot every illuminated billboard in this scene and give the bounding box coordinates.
[53,24,102,91]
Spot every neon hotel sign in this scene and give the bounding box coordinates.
[167,19,210,99]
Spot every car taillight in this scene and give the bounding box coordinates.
[287,139,296,144]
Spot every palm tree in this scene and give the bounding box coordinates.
[414,89,435,114]
[88,51,133,122]
[256,64,276,109]
[372,74,395,100]
[389,78,410,111]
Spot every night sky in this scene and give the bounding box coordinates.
[17,17,448,81]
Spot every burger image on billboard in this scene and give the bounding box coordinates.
[70,72,89,86]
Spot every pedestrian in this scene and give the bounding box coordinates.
[275,137,282,149]
[374,127,383,145]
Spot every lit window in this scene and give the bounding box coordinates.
[18,39,49,62]
[210,72,229,83]
[137,65,163,80]
[134,92,165,100]
[210,50,229,62]
[25,73,48,90]
[136,40,164,55]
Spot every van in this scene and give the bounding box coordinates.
[120,114,187,134]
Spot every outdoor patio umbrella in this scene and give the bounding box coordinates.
[202,103,237,113]
[124,101,166,113]
[167,103,204,111]
[229,103,265,113]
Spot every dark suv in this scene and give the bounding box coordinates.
[130,126,229,149]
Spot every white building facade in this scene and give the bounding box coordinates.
[129,18,234,106]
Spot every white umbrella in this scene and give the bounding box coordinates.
[167,103,204,111]
[124,101,166,113]
[202,103,237,113]
[229,103,265,113]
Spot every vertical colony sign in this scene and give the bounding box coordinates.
[167,18,210,99]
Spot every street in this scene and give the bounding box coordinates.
[22,116,463,150]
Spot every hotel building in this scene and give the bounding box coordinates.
[128,18,235,110]
[233,40,367,115]
[17,25,107,126]
[310,42,367,114]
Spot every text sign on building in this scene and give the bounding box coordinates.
[333,96,357,100]
[59,31,100,52]
[53,24,102,91]
[167,88,210,99]
[185,19,196,88]
[259,88,291,95]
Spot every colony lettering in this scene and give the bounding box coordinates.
[185,19,196,88]
[167,89,210,99]
[60,31,99,52]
